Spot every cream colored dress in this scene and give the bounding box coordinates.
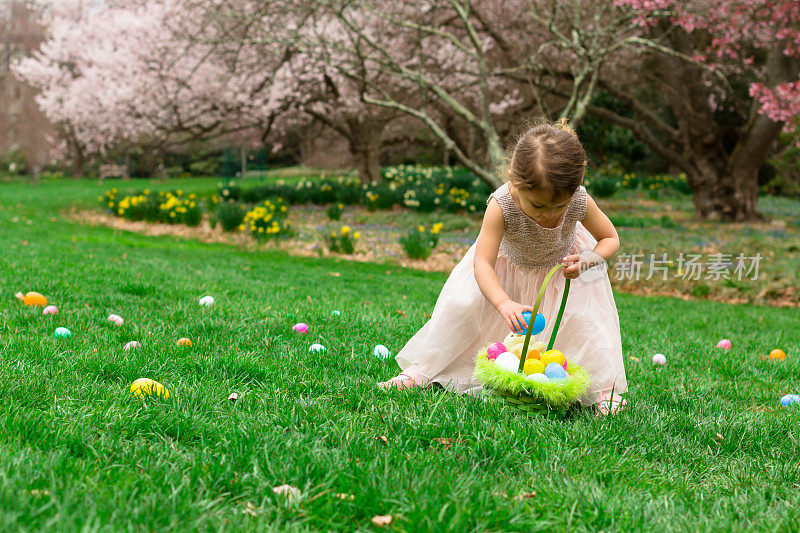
[393,182,627,405]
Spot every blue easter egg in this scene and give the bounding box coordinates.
[544,362,567,380]
[514,311,546,335]
[332,310,341,316]
[780,394,800,407]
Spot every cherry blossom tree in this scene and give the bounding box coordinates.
[599,0,800,219]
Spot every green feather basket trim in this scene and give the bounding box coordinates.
[474,346,591,410]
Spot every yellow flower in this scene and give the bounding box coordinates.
[331,232,337,237]
[353,232,361,239]
[108,202,114,208]
[238,224,245,231]
[341,225,351,235]
[280,206,287,212]
[418,225,425,232]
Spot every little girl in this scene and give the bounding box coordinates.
[378,118,628,415]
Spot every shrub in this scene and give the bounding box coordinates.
[324,225,360,254]
[190,160,220,176]
[217,202,246,232]
[326,203,344,221]
[240,198,290,240]
[586,175,618,198]
[217,180,241,202]
[399,223,443,259]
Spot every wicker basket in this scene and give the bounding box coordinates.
[473,263,591,418]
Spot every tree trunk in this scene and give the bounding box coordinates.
[351,139,382,184]
[71,139,85,179]
[240,145,247,180]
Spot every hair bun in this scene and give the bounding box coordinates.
[555,117,578,139]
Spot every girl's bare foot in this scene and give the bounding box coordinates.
[377,372,428,391]
[594,393,628,417]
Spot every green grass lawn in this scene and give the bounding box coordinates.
[1,177,799,531]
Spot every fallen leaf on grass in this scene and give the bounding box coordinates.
[629,356,640,362]
[334,493,355,501]
[372,515,393,527]
[714,433,724,442]
[493,490,536,500]
[431,438,465,450]
[750,404,774,413]
[330,272,341,277]
[242,502,259,516]
[396,309,407,317]
[372,435,389,445]
[272,484,302,502]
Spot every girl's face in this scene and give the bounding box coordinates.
[515,185,571,224]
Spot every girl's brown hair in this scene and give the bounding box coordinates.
[504,117,587,201]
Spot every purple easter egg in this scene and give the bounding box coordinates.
[487,342,507,360]
[292,322,309,334]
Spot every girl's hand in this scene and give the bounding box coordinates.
[563,252,606,279]
[496,299,534,334]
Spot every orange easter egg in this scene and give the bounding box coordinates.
[769,349,786,361]
[24,292,47,307]
[526,349,542,360]
[177,338,193,347]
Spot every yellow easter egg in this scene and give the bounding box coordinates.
[541,350,565,367]
[526,349,541,361]
[130,378,169,399]
[523,358,545,375]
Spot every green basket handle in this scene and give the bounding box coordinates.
[517,264,570,373]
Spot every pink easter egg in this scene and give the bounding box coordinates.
[487,342,507,360]
[124,341,140,351]
[108,314,124,326]
[42,305,58,316]
[292,322,309,334]
[716,339,731,349]
[562,358,568,371]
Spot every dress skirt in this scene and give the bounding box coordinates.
[394,222,627,406]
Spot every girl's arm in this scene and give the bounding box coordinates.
[563,194,620,279]
[474,198,533,333]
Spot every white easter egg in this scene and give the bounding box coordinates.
[652,353,667,365]
[199,296,215,307]
[108,314,124,326]
[495,351,521,372]
[309,343,326,353]
[373,344,391,359]
[525,373,548,382]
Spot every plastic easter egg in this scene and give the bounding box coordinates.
[24,292,47,307]
[373,344,391,359]
[513,311,546,335]
[42,305,58,316]
[523,358,545,376]
[495,351,521,372]
[509,344,523,359]
[487,342,507,360]
[652,353,667,365]
[716,339,731,350]
[199,295,215,307]
[53,327,72,339]
[530,341,546,352]
[525,373,548,382]
[770,349,786,361]
[309,343,326,353]
[124,341,140,351]
[130,378,169,399]
[332,310,341,316]
[544,362,567,379]
[108,314,124,326]
[15,291,24,303]
[562,358,568,371]
[292,322,309,334]
[526,349,542,361]
[780,394,800,407]
[177,337,193,347]
[541,350,565,367]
